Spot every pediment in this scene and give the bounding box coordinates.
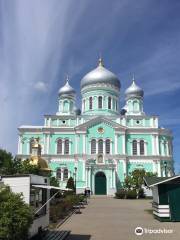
[75,116,126,132]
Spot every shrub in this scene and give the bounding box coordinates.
[0,186,33,240]
[115,189,127,199]
[126,189,137,199]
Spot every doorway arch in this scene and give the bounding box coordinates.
[95,171,107,195]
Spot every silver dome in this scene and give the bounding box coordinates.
[58,81,76,97]
[81,58,120,89]
[125,80,144,99]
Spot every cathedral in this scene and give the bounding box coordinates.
[17,58,174,195]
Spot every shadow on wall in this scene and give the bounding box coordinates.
[66,234,91,240]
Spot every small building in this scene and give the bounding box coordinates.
[0,174,50,237]
[144,175,180,222]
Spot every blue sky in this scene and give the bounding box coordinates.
[0,0,180,172]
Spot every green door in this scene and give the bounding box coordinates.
[168,184,180,221]
[95,172,107,195]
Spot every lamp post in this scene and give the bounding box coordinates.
[74,167,77,194]
[164,161,167,177]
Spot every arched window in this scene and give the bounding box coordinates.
[89,97,93,110]
[140,140,144,155]
[108,97,111,109]
[64,139,69,154]
[91,139,96,154]
[30,138,34,154]
[98,96,102,109]
[132,140,137,155]
[56,168,61,179]
[63,168,68,180]
[57,139,62,154]
[105,139,110,154]
[98,139,103,154]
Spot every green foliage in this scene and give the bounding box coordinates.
[126,189,137,199]
[50,194,82,223]
[50,176,59,187]
[124,169,156,192]
[66,177,75,192]
[0,149,41,175]
[115,189,127,199]
[0,185,33,240]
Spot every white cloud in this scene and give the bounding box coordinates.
[34,81,47,92]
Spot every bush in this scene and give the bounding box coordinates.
[126,189,137,199]
[0,186,33,240]
[115,189,127,199]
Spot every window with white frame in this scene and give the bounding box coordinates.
[140,140,145,155]
[132,140,137,155]
[105,139,110,154]
[91,139,96,154]
[57,139,62,154]
[63,168,68,180]
[98,96,102,109]
[64,139,69,154]
[98,139,103,154]
[108,97,111,109]
[56,168,61,179]
[89,97,93,110]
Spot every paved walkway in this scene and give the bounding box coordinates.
[60,196,180,240]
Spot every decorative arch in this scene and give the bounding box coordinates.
[91,139,96,154]
[89,97,93,110]
[57,139,62,154]
[132,140,137,155]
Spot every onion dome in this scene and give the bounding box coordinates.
[81,58,120,89]
[58,76,76,97]
[125,79,144,99]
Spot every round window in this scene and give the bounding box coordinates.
[98,127,104,133]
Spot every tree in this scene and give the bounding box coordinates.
[124,169,157,197]
[66,177,75,192]
[0,185,33,240]
[0,149,14,174]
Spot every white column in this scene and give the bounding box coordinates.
[137,141,140,155]
[75,135,78,154]
[82,161,85,181]
[88,168,91,188]
[123,160,127,177]
[83,134,86,154]
[157,161,161,177]
[113,169,116,188]
[122,134,125,155]
[103,140,105,154]
[153,135,157,155]
[46,135,50,154]
[69,141,72,155]
[145,142,148,156]
[61,169,64,181]
[156,135,160,155]
[115,134,118,154]
[86,168,89,187]
[62,140,65,154]
[111,169,113,188]
[96,140,98,154]
[166,142,169,156]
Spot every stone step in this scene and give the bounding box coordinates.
[43,230,70,240]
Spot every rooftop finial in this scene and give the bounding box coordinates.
[132,73,135,83]
[66,74,69,83]
[98,54,104,67]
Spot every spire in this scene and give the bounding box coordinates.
[98,55,104,67]
[132,73,135,83]
[66,74,69,84]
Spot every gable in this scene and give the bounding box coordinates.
[75,116,126,132]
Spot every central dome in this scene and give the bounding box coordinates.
[81,58,120,90]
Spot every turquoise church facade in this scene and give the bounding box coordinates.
[17,58,174,195]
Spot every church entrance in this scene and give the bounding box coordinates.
[95,172,107,195]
